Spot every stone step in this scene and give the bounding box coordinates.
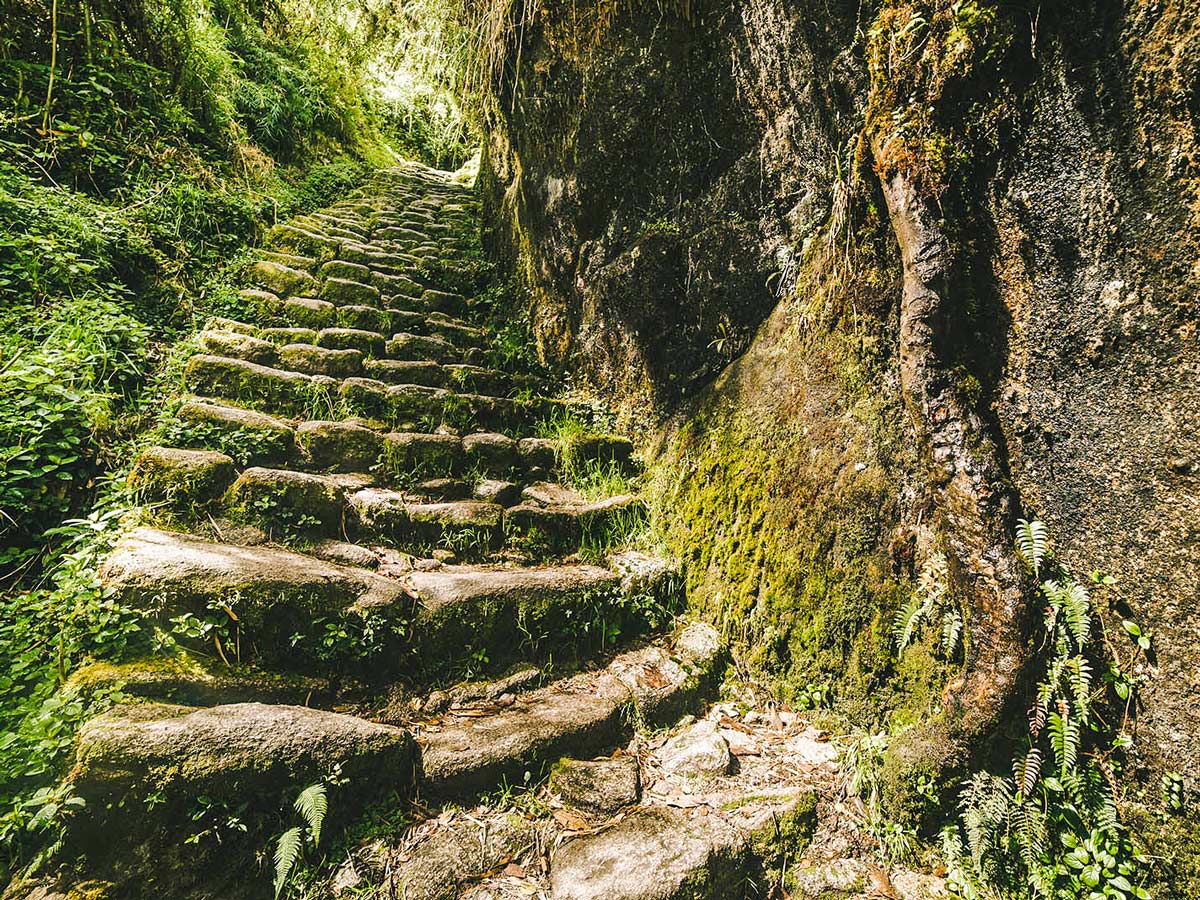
[414,622,723,798]
[99,528,679,679]
[156,403,634,485]
[65,701,417,871]
[183,354,551,430]
[183,460,643,558]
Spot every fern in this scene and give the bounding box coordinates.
[893,592,930,651]
[1015,518,1048,576]
[294,783,327,846]
[273,826,303,899]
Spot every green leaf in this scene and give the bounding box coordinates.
[294,782,327,846]
[273,826,303,899]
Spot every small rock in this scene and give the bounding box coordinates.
[310,540,378,570]
[414,558,444,571]
[550,755,641,819]
[657,719,732,777]
[431,548,457,563]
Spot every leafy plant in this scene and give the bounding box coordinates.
[941,520,1152,900]
[272,782,328,899]
[893,548,961,658]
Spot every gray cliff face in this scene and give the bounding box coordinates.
[478,0,1200,788]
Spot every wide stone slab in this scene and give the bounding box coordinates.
[69,702,415,847]
[100,528,409,645]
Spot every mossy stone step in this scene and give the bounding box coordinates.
[67,702,415,856]
[173,399,295,465]
[266,222,341,259]
[296,420,384,472]
[224,467,368,535]
[351,492,504,551]
[320,277,382,307]
[197,329,278,366]
[277,342,362,378]
[184,354,330,418]
[99,527,409,663]
[318,326,387,356]
[248,259,318,298]
[128,447,236,507]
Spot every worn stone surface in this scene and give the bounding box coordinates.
[99,527,407,631]
[419,623,722,796]
[550,755,640,819]
[69,702,415,846]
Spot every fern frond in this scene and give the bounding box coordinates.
[941,606,963,656]
[1048,711,1080,775]
[1016,519,1048,576]
[294,783,327,846]
[273,826,303,899]
[1066,655,1093,724]
[893,592,930,651]
[1059,578,1092,648]
[1013,748,1042,797]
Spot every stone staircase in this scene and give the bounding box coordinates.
[16,163,945,900]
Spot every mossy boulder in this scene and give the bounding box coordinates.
[266,223,340,260]
[281,296,336,329]
[127,447,236,508]
[387,332,457,362]
[278,343,363,378]
[319,277,381,308]
[248,259,317,299]
[296,420,384,472]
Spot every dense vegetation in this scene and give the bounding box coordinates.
[0,0,474,877]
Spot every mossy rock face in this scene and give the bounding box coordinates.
[247,259,317,299]
[335,304,391,335]
[223,467,349,534]
[128,447,236,508]
[296,420,384,472]
[281,296,336,329]
[197,329,278,366]
[278,343,363,378]
[320,326,388,356]
[319,277,382,308]
[340,376,391,419]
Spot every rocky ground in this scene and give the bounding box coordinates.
[9,162,946,900]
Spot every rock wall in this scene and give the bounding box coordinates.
[477,0,1200,837]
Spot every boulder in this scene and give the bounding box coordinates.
[296,420,384,472]
[657,719,732,778]
[248,259,317,298]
